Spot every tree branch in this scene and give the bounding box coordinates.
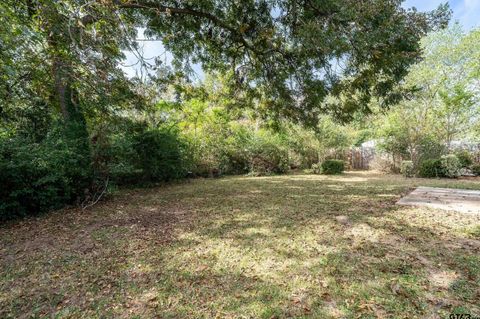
[118,1,259,54]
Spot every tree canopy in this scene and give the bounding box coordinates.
[1,0,450,126]
[375,24,480,166]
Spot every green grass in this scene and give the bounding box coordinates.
[1,171,479,318]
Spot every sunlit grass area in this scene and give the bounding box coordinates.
[1,171,479,318]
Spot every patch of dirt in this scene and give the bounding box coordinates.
[0,195,192,275]
[335,215,350,225]
[429,270,459,289]
[345,223,383,243]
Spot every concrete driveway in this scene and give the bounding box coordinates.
[397,186,480,213]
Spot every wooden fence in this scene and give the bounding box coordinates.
[348,144,480,171]
[348,147,376,170]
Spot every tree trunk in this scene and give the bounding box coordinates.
[52,57,70,120]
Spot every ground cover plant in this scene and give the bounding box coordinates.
[1,171,479,318]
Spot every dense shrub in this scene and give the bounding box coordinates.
[247,131,289,176]
[471,164,480,176]
[183,123,293,177]
[133,128,188,182]
[321,159,345,175]
[418,159,443,178]
[416,137,445,166]
[0,122,93,220]
[188,138,223,177]
[455,150,473,168]
[400,161,414,177]
[285,126,320,169]
[0,102,350,220]
[220,125,252,175]
[184,123,249,177]
[440,154,461,178]
[416,155,463,179]
[107,126,188,185]
[105,132,143,185]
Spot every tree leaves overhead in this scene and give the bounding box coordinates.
[375,25,480,165]
[129,0,450,122]
[1,0,450,126]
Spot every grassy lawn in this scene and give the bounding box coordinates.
[1,171,479,318]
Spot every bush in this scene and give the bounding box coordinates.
[285,126,320,169]
[472,164,480,176]
[184,124,292,177]
[321,159,344,175]
[400,161,414,177]
[455,150,473,168]
[105,132,143,185]
[107,126,188,185]
[418,155,462,179]
[247,131,289,176]
[133,128,188,182]
[416,136,445,166]
[220,125,252,175]
[0,122,93,220]
[418,159,443,178]
[441,154,462,178]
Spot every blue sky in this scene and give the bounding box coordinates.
[121,1,480,78]
[403,0,480,29]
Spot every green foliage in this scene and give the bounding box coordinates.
[440,154,461,178]
[284,125,321,169]
[247,131,289,176]
[137,0,449,122]
[416,137,446,165]
[132,128,188,182]
[220,125,254,175]
[375,111,410,160]
[417,155,460,179]
[400,161,414,178]
[353,129,373,147]
[455,150,473,168]
[321,160,345,175]
[471,164,480,176]
[0,122,93,220]
[418,159,443,178]
[174,94,332,177]
[1,0,449,131]
[375,25,480,168]
[104,131,142,185]
[62,113,94,195]
[0,114,193,220]
[0,139,61,220]
[104,124,188,185]
[311,163,321,174]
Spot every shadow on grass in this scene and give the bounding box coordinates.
[0,172,479,318]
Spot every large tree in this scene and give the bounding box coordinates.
[1,0,450,127]
[376,25,480,164]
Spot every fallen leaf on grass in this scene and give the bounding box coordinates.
[196,264,209,272]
